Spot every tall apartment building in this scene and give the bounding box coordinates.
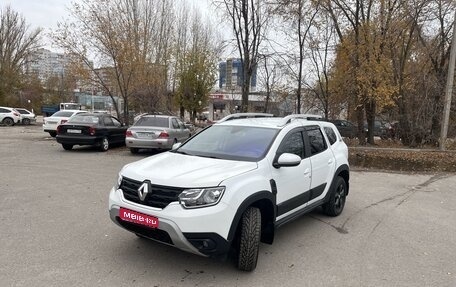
[26,48,69,82]
[218,58,257,91]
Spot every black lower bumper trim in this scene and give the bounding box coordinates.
[183,233,231,258]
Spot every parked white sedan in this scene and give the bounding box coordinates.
[15,108,36,125]
[43,110,87,137]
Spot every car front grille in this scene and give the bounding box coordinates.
[116,217,173,245]
[120,177,185,209]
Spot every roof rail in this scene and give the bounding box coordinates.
[217,113,274,123]
[280,114,323,126]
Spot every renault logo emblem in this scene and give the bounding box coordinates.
[138,181,151,201]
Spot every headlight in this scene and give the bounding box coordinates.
[178,187,225,209]
[115,174,123,189]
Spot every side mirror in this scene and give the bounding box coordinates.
[273,153,301,168]
[172,142,182,150]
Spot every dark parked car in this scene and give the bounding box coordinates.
[330,120,357,138]
[56,113,127,151]
[364,120,389,139]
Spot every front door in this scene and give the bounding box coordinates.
[270,129,312,220]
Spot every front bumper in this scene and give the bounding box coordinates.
[109,187,232,258]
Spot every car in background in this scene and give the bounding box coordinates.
[56,113,127,151]
[15,108,36,125]
[43,110,87,137]
[125,115,191,154]
[330,120,357,138]
[0,106,22,126]
[364,120,389,139]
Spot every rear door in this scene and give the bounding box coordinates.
[170,118,181,142]
[176,118,189,142]
[102,115,117,142]
[304,126,336,204]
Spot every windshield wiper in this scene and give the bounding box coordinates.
[194,154,222,159]
[172,150,191,156]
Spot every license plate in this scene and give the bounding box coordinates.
[67,129,81,134]
[119,207,159,228]
[137,132,153,138]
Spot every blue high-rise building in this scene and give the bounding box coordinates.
[219,58,257,91]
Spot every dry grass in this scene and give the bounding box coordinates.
[345,138,456,172]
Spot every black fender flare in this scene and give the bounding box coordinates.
[227,190,276,244]
[325,164,350,201]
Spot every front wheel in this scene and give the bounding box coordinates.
[322,176,347,217]
[237,207,261,271]
[99,137,109,152]
[130,148,139,154]
[22,118,31,125]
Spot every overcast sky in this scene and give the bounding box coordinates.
[2,0,216,50]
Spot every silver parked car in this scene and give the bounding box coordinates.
[125,115,191,154]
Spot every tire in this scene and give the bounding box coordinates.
[62,144,73,151]
[49,131,57,137]
[130,148,139,154]
[237,207,261,271]
[322,176,347,217]
[99,137,109,152]
[2,117,14,126]
[22,118,31,125]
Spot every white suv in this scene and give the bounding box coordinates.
[109,114,350,271]
[0,106,22,126]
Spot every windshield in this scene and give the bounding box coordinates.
[51,111,74,117]
[175,125,278,161]
[69,115,100,124]
[134,116,169,127]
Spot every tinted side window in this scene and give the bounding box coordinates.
[324,127,337,145]
[177,119,185,129]
[104,116,114,126]
[112,117,121,127]
[278,131,304,158]
[0,108,9,113]
[171,118,179,129]
[307,128,327,155]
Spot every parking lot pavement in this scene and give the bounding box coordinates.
[1,124,455,287]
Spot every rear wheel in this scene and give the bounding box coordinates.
[62,144,73,151]
[322,176,347,217]
[2,117,14,126]
[49,131,57,137]
[99,137,109,152]
[130,148,139,154]
[22,118,31,125]
[237,207,261,271]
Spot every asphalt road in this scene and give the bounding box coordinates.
[1,123,455,287]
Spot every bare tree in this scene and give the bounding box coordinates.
[305,12,337,119]
[270,0,319,113]
[53,0,174,124]
[215,0,269,112]
[0,6,41,105]
[257,53,282,113]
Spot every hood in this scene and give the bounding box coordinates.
[121,152,257,187]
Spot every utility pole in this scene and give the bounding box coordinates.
[440,10,456,151]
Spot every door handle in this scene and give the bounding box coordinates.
[328,159,333,165]
[303,168,310,177]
